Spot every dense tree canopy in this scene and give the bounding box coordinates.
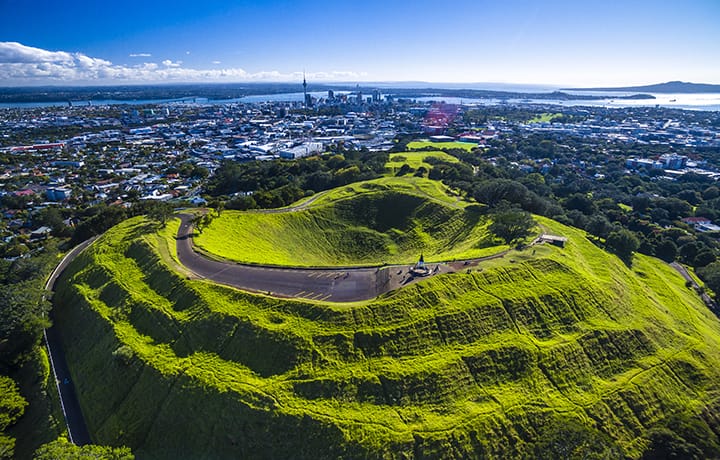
[205,150,389,208]
[34,438,134,460]
[0,376,27,459]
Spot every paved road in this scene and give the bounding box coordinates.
[670,262,718,313]
[44,238,96,446]
[177,214,385,302]
[176,214,518,302]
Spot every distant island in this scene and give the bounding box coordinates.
[565,81,720,93]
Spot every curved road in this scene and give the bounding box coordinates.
[177,215,387,302]
[44,238,96,445]
[177,214,511,302]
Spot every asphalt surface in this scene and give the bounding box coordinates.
[177,214,389,302]
[44,238,96,445]
[670,262,719,313]
[175,213,523,302]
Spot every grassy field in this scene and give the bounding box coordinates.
[385,151,458,174]
[527,112,563,123]
[51,204,720,459]
[406,140,476,151]
[194,177,501,266]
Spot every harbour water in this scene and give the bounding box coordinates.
[1,89,719,111]
[414,93,720,111]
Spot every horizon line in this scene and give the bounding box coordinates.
[1,80,719,90]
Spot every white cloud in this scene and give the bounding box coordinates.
[0,42,365,85]
[162,59,182,68]
[0,42,74,64]
[212,60,221,65]
[129,53,152,58]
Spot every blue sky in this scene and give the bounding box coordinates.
[0,0,718,86]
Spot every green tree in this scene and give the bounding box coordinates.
[586,215,613,239]
[227,195,257,211]
[679,242,701,265]
[34,438,134,460]
[474,179,530,209]
[489,209,535,244]
[71,205,128,244]
[657,197,692,220]
[145,202,174,227]
[0,283,50,366]
[632,195,651,213]
[190,164,209,179]
[35,206,67,236]
[694,249,716,268]
[702,186,720,200]
[395,163,414,177]
[655,239,678,262]
[698,261,720,296]
[564,193,597,215]
[0,376,27,460]
[606,229,639,264]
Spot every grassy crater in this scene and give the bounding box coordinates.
[195,177,503,266]
[50,185,720,459]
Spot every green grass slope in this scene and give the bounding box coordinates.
[195,177,503,267]
[52,213,720,459]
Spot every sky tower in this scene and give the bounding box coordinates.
[303,71,311,108]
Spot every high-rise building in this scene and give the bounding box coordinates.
[303,72,312,108]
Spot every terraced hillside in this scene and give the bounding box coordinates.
[52,212,720,459]
[195,177,504,266]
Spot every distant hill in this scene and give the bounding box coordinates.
[565,81,720,93]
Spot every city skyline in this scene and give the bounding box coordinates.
[0,0,719,87]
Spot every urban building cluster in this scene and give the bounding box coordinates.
[1,91,719,255]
